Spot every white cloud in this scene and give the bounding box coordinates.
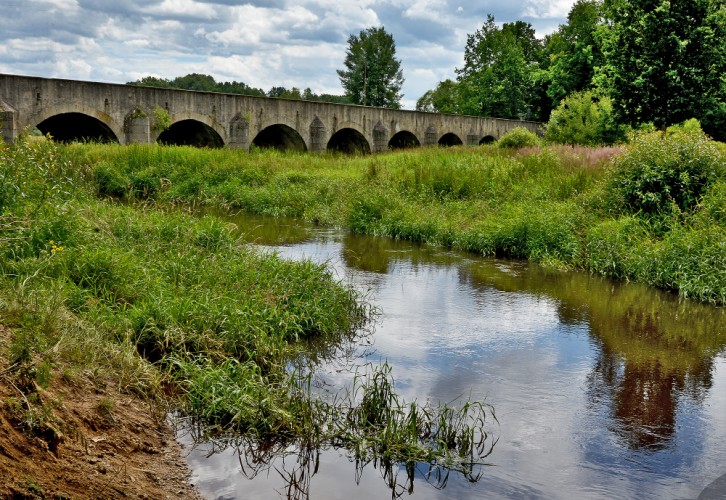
[523,0,574,20]
[42,0,80,14]
[142,0,218,19]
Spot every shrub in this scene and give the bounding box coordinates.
[545,91,626,146]
[607,126,725,216]
[497,127,541,149]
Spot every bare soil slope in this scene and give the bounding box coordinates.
[0,326,201,499]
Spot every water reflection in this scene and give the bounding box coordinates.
[186,434,477,500]
[185,214,726,499]
[460,256,724,453]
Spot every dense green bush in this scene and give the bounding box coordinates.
[497,127,541,149]
[545,91,625,146]
[607,125,725,216]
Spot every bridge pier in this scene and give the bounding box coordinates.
[373,122,388,152]
[1,102,18,144]
[229,114,251,150]
[124,108,151,145]
[424,126,437,146]
[309,116,326,153]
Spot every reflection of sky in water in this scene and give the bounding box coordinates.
[185,227,726,500]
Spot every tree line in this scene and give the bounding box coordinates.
[417,0,726,143]
[127,73,351,105]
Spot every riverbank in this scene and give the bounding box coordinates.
[0,326,201,498]
[70,127,725,305]
[0,137,368,496]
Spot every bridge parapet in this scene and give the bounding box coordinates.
[0,73,542,151]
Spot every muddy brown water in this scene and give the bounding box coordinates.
[180,214,726,500]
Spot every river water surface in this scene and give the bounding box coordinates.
[181,214,725,500]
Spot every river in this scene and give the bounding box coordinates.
[181,214,726,500]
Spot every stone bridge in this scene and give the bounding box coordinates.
[1,73,540,153]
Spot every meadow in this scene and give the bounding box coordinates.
[0,136,502,485]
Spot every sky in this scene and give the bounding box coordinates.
[0,0,576,109]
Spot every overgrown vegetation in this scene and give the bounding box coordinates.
[59,123,725,305]
[496,127,541,149]
[2,125,724,493]
[0,136,498,495]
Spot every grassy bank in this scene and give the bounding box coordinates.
[67,129,725,305]
[0,136,496,492]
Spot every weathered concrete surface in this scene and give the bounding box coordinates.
[0,73,541,151]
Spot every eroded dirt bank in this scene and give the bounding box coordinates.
[0,326,201,499]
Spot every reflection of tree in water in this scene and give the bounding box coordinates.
[340,233,461,275]
[459,257,725,453]
[585,310,716,451]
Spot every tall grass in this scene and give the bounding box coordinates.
[66,138,725,304]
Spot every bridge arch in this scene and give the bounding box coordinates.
[388,130,420,150]
[327,127,371,155]
[31,104,122,143]
[438,132,463,147]
[252,124,307,152]
[480,135,496,145]
[158,120,224,148]
[156,112,226,148]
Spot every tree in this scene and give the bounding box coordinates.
[171,73,217,92]
[267,86,302,100]
[546,0,604,106]
[128,74,266,96]
[129,76,172,88]
[544,90,625,145]
[337,27,404,108]
[415,79,462,114]
[455,15,543,119]
[598,0,726,134]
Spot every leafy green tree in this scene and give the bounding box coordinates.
[267,86,302,100]
[128,74,266,96]
[545,90,625,145]
[598,0,726,135]
[129,76,173,88]
[171,73,218,92]
[546,0,604,106]
[309,94,352,105]
[216,80,265,96]
[415,79,462,113]
[455,15,543,119]
[337,27,404,108]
